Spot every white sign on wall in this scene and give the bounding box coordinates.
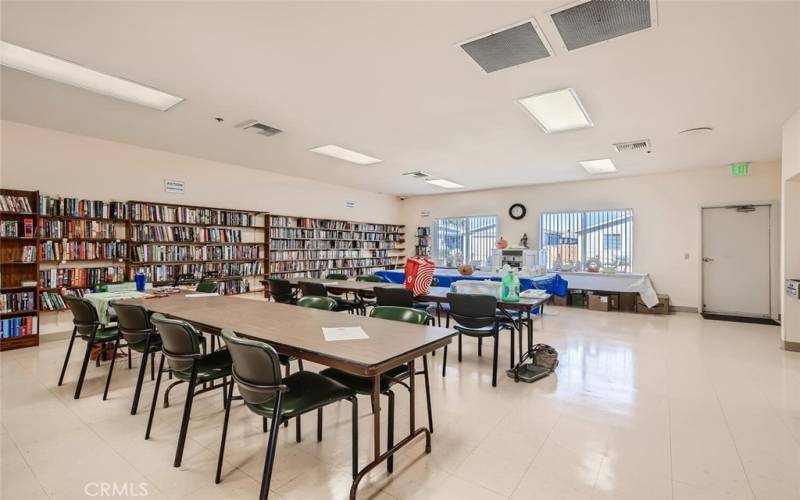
[345,201,355,208]
[164,179,185,194]
[421,210,430,218]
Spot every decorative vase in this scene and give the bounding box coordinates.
[496,237,508,249]
[458,264,474,276]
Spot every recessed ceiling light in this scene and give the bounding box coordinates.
[309,145,382,165]
[679,127,714,136]
[0,41,184,111]
[517,88,593,134]
[579,158,617,174]
[425,178,464,189]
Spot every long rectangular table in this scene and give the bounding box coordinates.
[119,292,455,498]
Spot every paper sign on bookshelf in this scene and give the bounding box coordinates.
[164,179,185,194]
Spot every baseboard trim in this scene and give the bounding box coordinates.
[670,305,698,313]
[784,341,800,352]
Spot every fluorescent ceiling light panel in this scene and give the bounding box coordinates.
[517,88,593,133]
[425,178,464,189]
[0,41,183,111]
[580,158,617,174]
[309,145,382,165]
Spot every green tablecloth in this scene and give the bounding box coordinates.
[83,291,148,325]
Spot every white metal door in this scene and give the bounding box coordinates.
[702,205,771,317]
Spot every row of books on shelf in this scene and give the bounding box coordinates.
[130,225,247,243]
[40,292,67,311]
[219,280,251,295]
[39,196,128,219]
[271,267,389,279]
[38,241,127,261]
[1,316,37,339]
[11,246,38,263]
[40,266,126,289]
[39,220,119,239]
[1,292,36,313]
[270,216,403,233]
[269,239,401,250]
[270,228,404,241]
[269,258,395,273]
[129,203,257,227]
[130,262,263,283]
[130,244,262,262]
[1,218,34,238]
[1,195,33,214]
[270,249,394,261]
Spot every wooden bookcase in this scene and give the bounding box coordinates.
[127,200,266,294]
[267,214,405,279]
[1,188,40,351]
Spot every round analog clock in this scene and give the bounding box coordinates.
[509,203,527,220]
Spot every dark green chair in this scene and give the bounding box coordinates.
[356,275,383,283]
[196,281,219,294]
[319,306,434,473]
[297,296,337,311]
[146,314,233,468]
[444,293,515,387]
[355,275,382,312]
[59,295,120,399]
[325,273,365,314]
[215,329,358,498]
[298,281,359,314]
[110,302,164,414]
[266,278,297,304]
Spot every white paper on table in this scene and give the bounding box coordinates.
[322,327,369,342]
[184,293,221,298]
[322,282,339,286]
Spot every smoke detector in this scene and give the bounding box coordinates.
[403,171,431,179]
[236,120,282,137]
[613,139,652,153]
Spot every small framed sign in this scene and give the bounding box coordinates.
[164,179,185,194]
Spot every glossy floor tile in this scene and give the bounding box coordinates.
[2,303,799,500]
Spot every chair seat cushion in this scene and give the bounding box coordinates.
[84,327,119,343]
[127,335,162,353]
[319,365,408,395]
[454,324,497,337]
[173,349,232,383]
[246,371,355,419]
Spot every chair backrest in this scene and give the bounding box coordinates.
[325,273,348,280]
[374,287,413,307]
[196,281,219,294]
[447,293,497,329]
[297,296,337,311]
[113,302,154,344]
[173,273,198,286]
[150,314,202,372]
[203,271,220,279]
[371,306,430,325]
[266,279,294,303]
[64,295,101,337]
[356,275,383,283]
[221,329,285,405]
[299,281,327,297]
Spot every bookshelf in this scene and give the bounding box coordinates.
[267,214,405,279]
[127,200,266,295]
[1,188,40,351]
[415,226,431,257]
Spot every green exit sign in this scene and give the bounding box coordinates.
[730,163,750,177]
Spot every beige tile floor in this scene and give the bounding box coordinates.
[2,304,799,500]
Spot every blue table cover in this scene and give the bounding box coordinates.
[374,270,568,297]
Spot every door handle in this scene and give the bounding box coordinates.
[703,257,714,262]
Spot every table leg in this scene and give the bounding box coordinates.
[371,375,381,461]
[408,360,416,434]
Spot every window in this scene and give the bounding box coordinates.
[539,209,633,271]
[432,215,497,264]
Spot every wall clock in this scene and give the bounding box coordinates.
[509,203,526,220]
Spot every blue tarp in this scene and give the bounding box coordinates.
[374,270,569,297]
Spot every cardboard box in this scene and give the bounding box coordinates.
[607,293,620,311]
[588,294,610,312]
[636,294,670,314]
[570,291,586,307]
[619,293,638,312]
[552,294,568,306]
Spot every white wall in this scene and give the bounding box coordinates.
[401,164,782,310]
[0,120,402,223]
[781,109,800,346]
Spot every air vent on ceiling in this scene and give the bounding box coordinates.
[548,0,658,52]
[236,119,282,137]
[458,19,553,74]
[403,171,430,179]
[613,139,651,153]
